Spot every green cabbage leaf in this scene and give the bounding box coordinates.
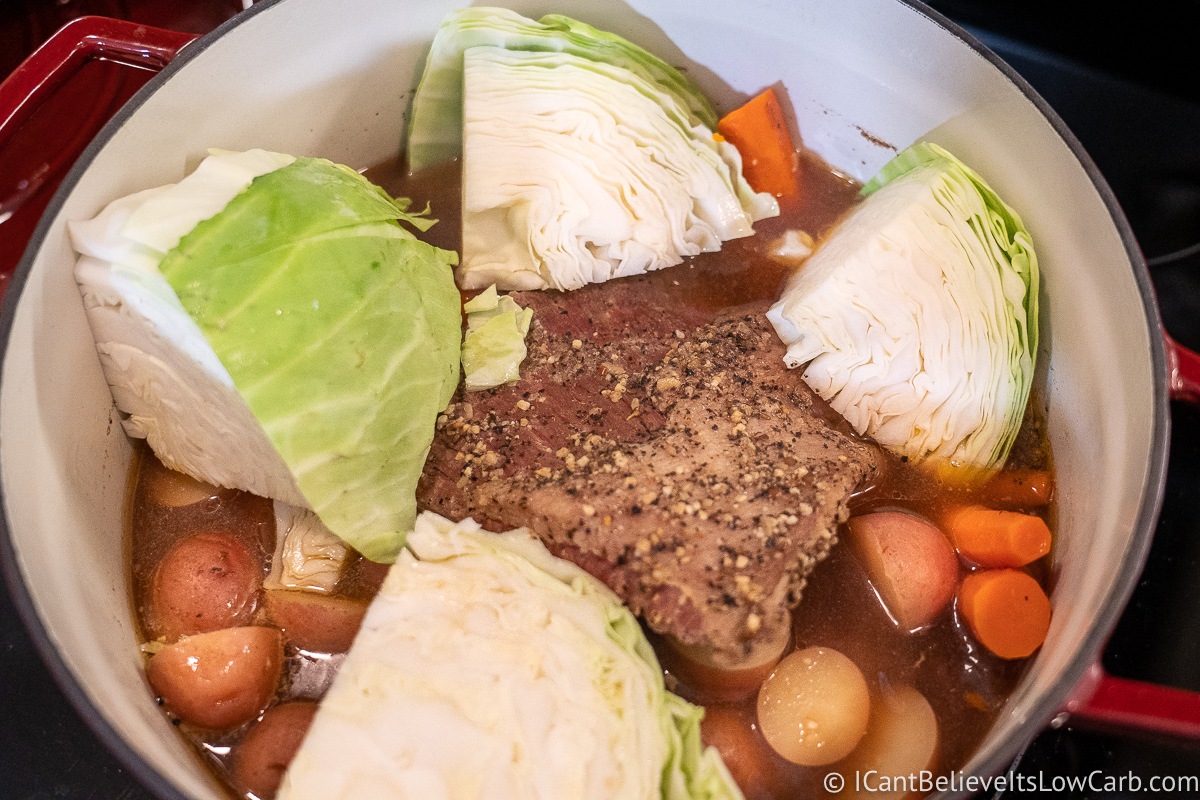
[461,285,533,390]
[72,152,461,563]
[159,157,461,561]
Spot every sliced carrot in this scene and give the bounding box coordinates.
[717,88,798,198]
[945,506,1051,568]
[978,469,1054,508]
[958,569,1051,659]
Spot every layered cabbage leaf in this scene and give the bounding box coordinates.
[280,511,743,800]
[766,143,1039,473]
[408,8,777,292]
[406,7,720,173]
[461,285,533,390]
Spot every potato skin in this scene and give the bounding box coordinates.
[151,530,262,641]
[146,626,284,730]
[846,511,959,631]
[265,590,368,654]
[234,701,319,800]
[700,705,777,799]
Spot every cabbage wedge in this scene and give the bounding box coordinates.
[72,151,462,562]
[279,512,743,800]
[408,8,777,292]
[767,143,1038,473]
[406,7,720,173]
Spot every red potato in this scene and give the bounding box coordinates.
[233,701,319,800]
[700,705,778,800]
[151,530,262,642]
[264,589,369,654]
[146,626,284,730]
[846,511,959,631]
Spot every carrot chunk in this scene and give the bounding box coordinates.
[717,88,798,198]
[958,569,1051,659]
[945,506,1051,568]
[978,469,1054,508]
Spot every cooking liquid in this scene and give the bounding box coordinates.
[129,151,1052,799]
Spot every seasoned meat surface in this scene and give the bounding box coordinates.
[417,276,879,660]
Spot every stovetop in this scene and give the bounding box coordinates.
[3,2,1200,797]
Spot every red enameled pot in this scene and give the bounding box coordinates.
[1,1,1199,798]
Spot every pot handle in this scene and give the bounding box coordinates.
[1067,663,1200,739]
[1166,332,1200,405]
[0,16,196,153]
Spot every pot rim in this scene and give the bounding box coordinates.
[0,1,1171,797]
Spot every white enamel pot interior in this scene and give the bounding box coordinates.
[0,0,1168,797]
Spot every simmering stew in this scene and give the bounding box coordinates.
[127,150,1053,800]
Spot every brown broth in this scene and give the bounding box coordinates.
[130,149,1054,800]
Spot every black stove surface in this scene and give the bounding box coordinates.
[4,4,1200,799]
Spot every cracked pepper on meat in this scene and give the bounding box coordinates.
[417,276,881,662]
